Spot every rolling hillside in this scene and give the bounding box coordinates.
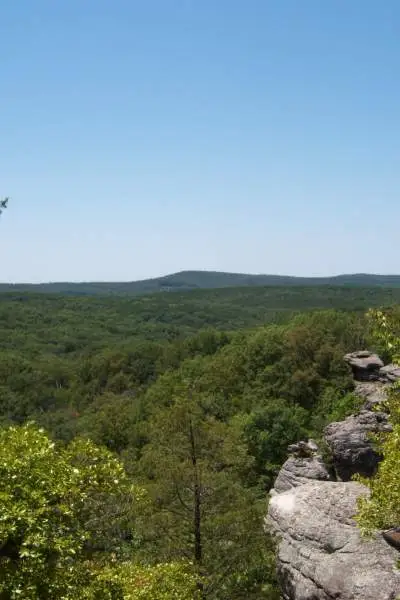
[0,270,400,296]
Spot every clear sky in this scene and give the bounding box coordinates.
[1,0,399,282]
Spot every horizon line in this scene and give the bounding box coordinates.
[0,270,399,286]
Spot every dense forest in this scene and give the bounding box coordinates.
[1,270,400,295]
[1,285,400,355]
[2,283,398,598]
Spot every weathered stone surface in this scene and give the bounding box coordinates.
[354,381,389,410]
[344,351,384,381]
[380,364,400,383]
[273,455,333,493]
[287,439,319,458]
[267,481,400,600]
[324,409,391,480]
[267,351,400,599]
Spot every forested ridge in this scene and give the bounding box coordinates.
[0,284,399,598]
[1,270,400,295]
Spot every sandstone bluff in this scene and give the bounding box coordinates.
[266,351,400,600]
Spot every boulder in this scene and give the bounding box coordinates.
[267,481,400,600]
[344,351,384,381]
[324,410,391,480]
[273,455,333,494]
[380,364,400,383]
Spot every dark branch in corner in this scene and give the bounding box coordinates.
[0,197,9,216]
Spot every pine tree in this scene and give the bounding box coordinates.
[136,388,279,599]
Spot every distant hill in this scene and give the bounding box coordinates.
[0,270,400,296]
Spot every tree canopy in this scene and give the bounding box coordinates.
[0,284,398,598]
[0,422,199,599]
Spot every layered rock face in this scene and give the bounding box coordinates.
[344,350,400,384]
[268,482,400,600]
[267,351,400,600]
[325,409,391,480]
[344,350,384,381]
[272,440,333,494]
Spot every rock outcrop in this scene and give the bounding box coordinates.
[344,351,400,384]
[324,409,391,480]
[344,350,384,381]
[354,380,389,410]
[267,351,400,600]
[380,364,400,383]
[273,441,333,494]
[268,481,400,600]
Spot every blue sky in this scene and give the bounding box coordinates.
[1,0,399,282]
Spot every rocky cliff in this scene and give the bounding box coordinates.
[266,352,400,600]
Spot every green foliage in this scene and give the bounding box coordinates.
[311,388,363,432]
[367,307,400,364]
[0,197,8,216]
[356,418,400,534]
[355,308,400,536]
[0,422,202,600]
[0,286,397,359]
[95,561,201,599]
[0,423,142,598]
[235,400,309,489]
[135,392,279,599]
[75,392,147,454]
[1,291,396,599]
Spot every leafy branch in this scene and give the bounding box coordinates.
[0,197,9,216]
